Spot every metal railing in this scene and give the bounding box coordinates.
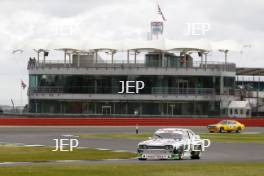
[29,86,64,94]
[28,60,236,72]
[152,87,215,95]
[29,86,216,96]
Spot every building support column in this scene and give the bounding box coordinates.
[113,102,115,114]
[127,50,130,64]
[77,54,80,67]
[134,50,137,64]
[193,101,196,115]
[125,102,128,114]
[64,51,67,67]
[94,102,97,114]
[37,51,40,64]
[200,53,203,67]
[111,50,114,64]
[160,102,164,115]
[213,76,216,94]
[204,52,208,70]
[162,52,166,67]
[94,50,98,64]
[94,79,97,93]
[220,76,224,95]
[166,102,169,115]
[43,51,46,67]
[140,102,142,115]
[68,53,71,65]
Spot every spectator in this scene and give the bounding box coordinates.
[27,57,32,69]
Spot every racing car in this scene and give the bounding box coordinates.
[207,120,245,133]
[137,128,210,160]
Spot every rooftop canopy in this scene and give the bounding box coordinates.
[17,38,242,53]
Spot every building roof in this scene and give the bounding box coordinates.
[18,38,242,52]
[228,101,251,109]
[236,67,264,76]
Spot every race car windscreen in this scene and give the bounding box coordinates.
[154,133,183,140]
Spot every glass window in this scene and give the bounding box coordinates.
[29,75,38,88]
[220,120,228,125]
[246,110,250,116]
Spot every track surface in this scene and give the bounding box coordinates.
[0,126,263,165]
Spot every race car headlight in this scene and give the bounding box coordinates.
[173,148,178,154]
[137,149,143,154]
[138,145,148,149]
[165,145,173,150]
[193,145,202,151]
[208,125,216,128]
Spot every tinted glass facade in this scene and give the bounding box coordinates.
[28,74,234,115]
[29,100,220,116]
[29,75,234,94]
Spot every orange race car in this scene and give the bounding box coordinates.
[207,120,245,133]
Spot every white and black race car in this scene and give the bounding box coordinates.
[137,128,210,160]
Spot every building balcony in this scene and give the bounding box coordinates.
[29,86,215,95]
[28,60,236,77]
[28,86,239,102]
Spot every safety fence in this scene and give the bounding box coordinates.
[0,116,263,126]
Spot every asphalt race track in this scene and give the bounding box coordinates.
[0,126,263,164]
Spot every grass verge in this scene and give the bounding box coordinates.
[0,162,263,176]
[0,146,136,162]
[79,133,152,140]
[200,133,264,143]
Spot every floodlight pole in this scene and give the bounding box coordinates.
[257,76,260,116]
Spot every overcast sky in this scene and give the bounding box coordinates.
[0,0,263,106]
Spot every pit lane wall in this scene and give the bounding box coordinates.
[0,115,264,126]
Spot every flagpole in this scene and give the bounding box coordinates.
[20,80,23,113]
[13,50,25,113]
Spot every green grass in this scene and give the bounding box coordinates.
[0,162,263,176]
[78,132,264,143]
[200,133,264,143]
[0,146,136,162]
[78,133,152,140]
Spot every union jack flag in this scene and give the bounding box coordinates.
[21,80,27,90]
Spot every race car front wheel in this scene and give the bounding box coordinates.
[138,158,146,161]
[191,151,201,159]
[219,127,224,133]
[236,127,242,133]
[178,146,184,160]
